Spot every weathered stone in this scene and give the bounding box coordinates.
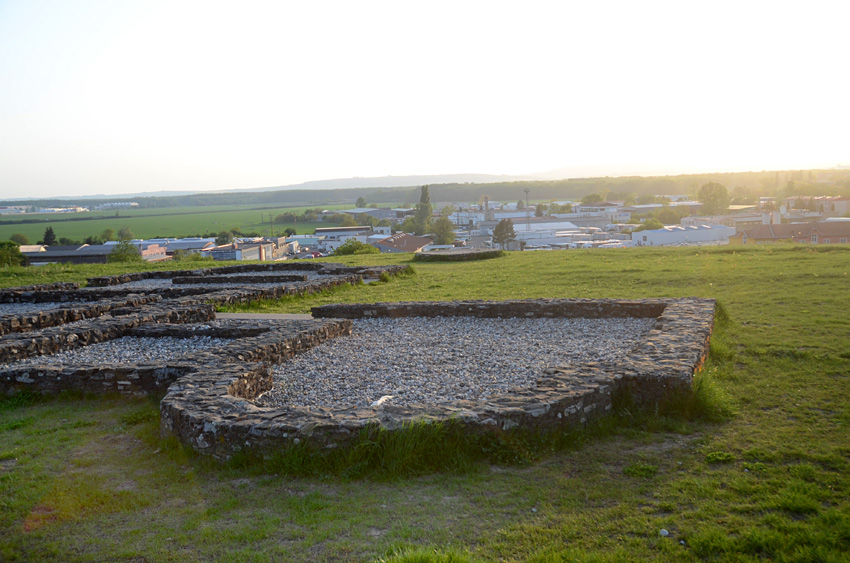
[0,268,714,463]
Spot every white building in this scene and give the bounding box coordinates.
[634,225,736,246]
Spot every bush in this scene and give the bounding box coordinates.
[0,241,27,267]
[107,241,143,263]
[172,250,213,263]
[333,239,379,255]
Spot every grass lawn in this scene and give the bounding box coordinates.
[0,204,335,242]
[1,246,849,562]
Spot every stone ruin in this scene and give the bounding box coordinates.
[0,263,715,460]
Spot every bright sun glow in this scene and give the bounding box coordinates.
[0,0,847,198]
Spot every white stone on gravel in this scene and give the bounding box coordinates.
[2,336,231,369]
[257,316,656,410]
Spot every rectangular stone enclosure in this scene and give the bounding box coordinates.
[159,298,715,460]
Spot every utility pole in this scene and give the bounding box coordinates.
[524,188,531,232]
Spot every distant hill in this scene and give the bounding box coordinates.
[5,168,849,210]
[251,173,534,192]
[48,173,534,201]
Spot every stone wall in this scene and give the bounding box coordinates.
[0,266,714,463]
[0,282,82,303]
[0,294,163,336]
[171,274,309,285]
[84,261,401,287]
[158,298,715,460]
[0,261,405,393]
[0,299,215,365]
[1,318,350,397]
[312,299,667,319]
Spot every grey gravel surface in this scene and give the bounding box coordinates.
[1,336,231,368]
[105,279,173,290]
[0,302,94,317]
[110,271,320,290]
[257,316,656,409]
[218,270,319,278]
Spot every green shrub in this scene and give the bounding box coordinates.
[107,241,143,263]
[334,239,380,255]
[0,241,26,267]
[172,249,213,262]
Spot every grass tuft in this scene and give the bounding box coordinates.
[118,404,159,426]
[623,462,658,478]
[706,451,736,464]
[0,391,41,412]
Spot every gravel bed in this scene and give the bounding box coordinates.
[219,270,319,279]
[109,279,174,290]
[1,336,232,369]
[258,316,656,410]
[103,278,307,290]
[0,302,95,317]
[110,271,320,290]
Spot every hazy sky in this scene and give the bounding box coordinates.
[1,0,847,199]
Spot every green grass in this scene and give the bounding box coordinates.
[1,245,849,561]
[0,204,337,242]
[0,260,248,288]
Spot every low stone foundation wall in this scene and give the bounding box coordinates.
[0,282,82,303]
[0,299,215,366]
[0,318,351,397]
[312,299,667,319]
[0,266,714,464]
[171,274,309,285]
[413,249,504,262]
[158,298,715,460]
[0,294,163,336]
[86,269,207,287]
[84,262,404,287]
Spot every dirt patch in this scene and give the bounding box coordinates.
[22,505,58,532]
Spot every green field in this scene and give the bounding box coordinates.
[0,204,354,242]
[1,246,849,562]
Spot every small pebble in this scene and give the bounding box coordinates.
[659,529,669,537]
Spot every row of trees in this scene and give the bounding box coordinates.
[9,226,138,247]
[0,237,142,265]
